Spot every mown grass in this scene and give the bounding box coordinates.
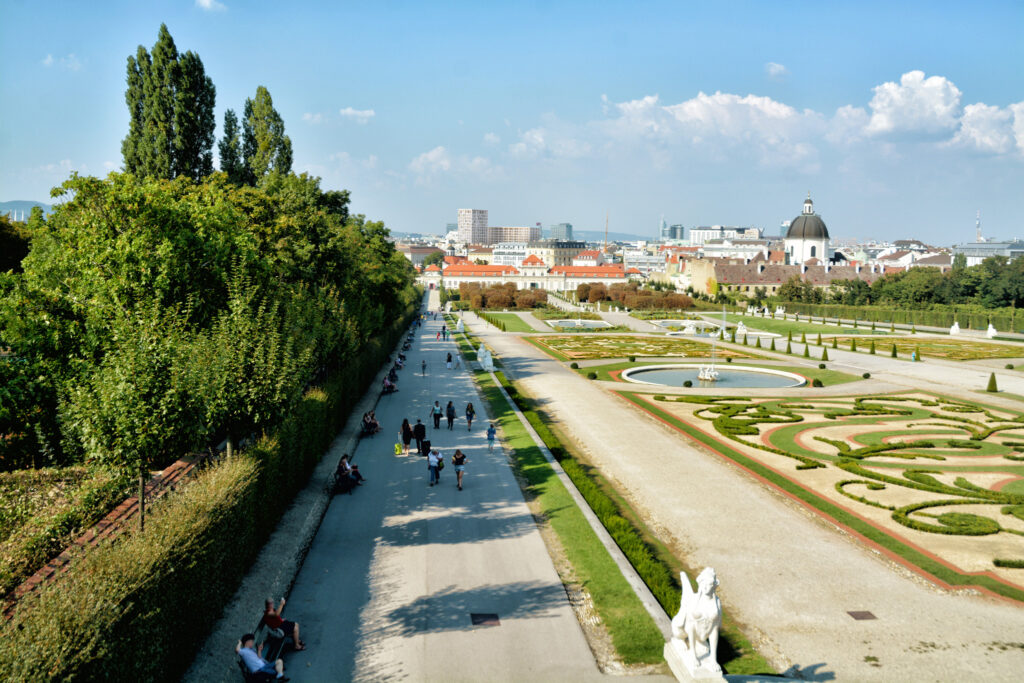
[448,320,665,665]
[480,312,538,333]
[712,312,886,337]
[451,316,774,674]
[621,391,1024,604]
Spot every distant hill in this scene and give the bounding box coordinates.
[0,201,54,220]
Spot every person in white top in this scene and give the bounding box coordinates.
[236,633,288,681]
[428,449,442,486]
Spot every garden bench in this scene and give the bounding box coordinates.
[236,621,290,682]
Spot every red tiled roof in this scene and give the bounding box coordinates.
[521,254,545,266]
[443,264,520,276]
[575,250,602,259]
[626,267,643,274]
[549,265,627,278]
[425,264,441,272]
[444,255,469,265]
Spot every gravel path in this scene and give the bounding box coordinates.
[468,312,1024,682]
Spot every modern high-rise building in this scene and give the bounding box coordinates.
[488,225,542,243]
[457,209,489,244]
[549,222,573,240]
[669,224,685,240]
[445,222,458,234]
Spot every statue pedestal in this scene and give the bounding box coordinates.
[664,640,726,683]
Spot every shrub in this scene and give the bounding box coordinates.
[802,345,810,358]
[1005,364,1014,370]
[726,357,733,363]
[818,363,826,370]
[812,378,824,387]
[832,337,837,349]
[629,356,636,363]
[914,345,921,362]
[891,344,898,358]
[587,371,598,380]
[821,348,829,362]
[754,336,761,348]
[786,341,792,354]
[863,372,871,379]
[987,373,998,392]
[683,380,693,387]
[770,339,776,351]
[850,338,858,352]
[869,340,876,355]
[994,558,1024,569]
[570,362,579,369]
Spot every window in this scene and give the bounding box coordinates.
[810,246,816,258]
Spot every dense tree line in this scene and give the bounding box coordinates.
[457,282,548,309]
[576,282,693,309]
[0,173,416,503]
[774,256,1024,309]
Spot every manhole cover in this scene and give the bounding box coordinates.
[847,611,876,620]
[470,613,500,626]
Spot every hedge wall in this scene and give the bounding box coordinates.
[777,302,1021,332]
[0,294,420,681]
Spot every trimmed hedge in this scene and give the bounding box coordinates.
[0,296,420,681]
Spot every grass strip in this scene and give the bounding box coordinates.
[479,312,538,333]
[620,391,1024,603]
[447,319,665,664]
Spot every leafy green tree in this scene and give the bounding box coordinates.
[218,109,245,183]
[422,250,444,267]
[121,24,216,180]
[0,214,31,273]
[242,86,292,184]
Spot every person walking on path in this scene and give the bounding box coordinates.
[413,419,426,453]
[452,449,468,491]
[427,448,442,486]
[465,403,475,431]
[400,418,413,456]
[446,352,453,370]
[445,401,456,430]
[431,401,443,429]
[421,359,427,376]
[436,331,441,341]
[487,423,497,452]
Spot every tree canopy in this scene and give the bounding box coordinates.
[242,86,293,183]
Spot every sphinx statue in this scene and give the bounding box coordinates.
[950,321,960,336]
[665,568,724,681]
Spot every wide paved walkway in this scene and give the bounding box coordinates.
[281,292,606,682]
[468,312,1024,682]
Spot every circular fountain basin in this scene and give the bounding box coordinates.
[550,319,613,329]
[621,364,806,388]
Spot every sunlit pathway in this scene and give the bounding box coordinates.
[282,291,606,682]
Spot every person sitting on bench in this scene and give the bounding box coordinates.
[335,454,365,489]
[382,377,397,394]
[261,597,306,651]
[236,633,289,682]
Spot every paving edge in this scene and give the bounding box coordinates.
[183,338,405,683]
[485,367,674,640]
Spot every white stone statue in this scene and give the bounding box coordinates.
[477,344,494,372]
[774,305,786,317]
[456,318,464,334]
[665,568,724,681]
[950,321,960,336]
[682,322,697,335]
[986,323,997,339]
[445,301,452,313]
[736,322,747,338]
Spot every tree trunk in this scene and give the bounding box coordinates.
[226,434,235,458]
[139,467,146,532]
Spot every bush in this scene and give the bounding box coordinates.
[629,356,636,363]
[570,362,579,369]
[683,380,693,387]
[818,363,826,370]
[587,371,598,380]
[812,378,824,387]
[726,357,733,363]
[863,372,871,379]
[1006,364,1014,370]
[891,344,898,358]
[987,373,998,392]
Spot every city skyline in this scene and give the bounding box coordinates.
[1,1,1022,243]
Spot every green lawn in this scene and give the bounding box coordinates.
[448,318,666,665]
[831,336,1024,361]
[575,360,862,385]
[712,313,887,337]
[482,312,538,333]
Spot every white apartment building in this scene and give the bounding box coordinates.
[488,225,541,244]
[457,209,489,244]
[688,225,763,246]
[492,242,528,266]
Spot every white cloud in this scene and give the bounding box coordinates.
[765,62,788,79]
[42,53,81,71]
[302,112,324,124]
[866,70,961,135]
[1012,103,1024,154]
[196,0,227,12]
[409,146,451,175]
[950,103,1016,154]
[826,105,870,145]
[408,146,496,185]
[483,132,500,145]
[103,161,117,171]
[339,107,375,124]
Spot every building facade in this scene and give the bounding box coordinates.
[688,225,762,246]
[488,225,541,244]
[457,209,489,244]
[549,222,574,240]
[784,194,830,265]
[953,241,1024,267]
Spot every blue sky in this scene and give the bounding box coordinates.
[1,1,1022,243]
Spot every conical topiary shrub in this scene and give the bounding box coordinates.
[770,338,776,351]
[911,324,917,334]
[851,338,858,352]
[871,321,876,331]
[822,347,829,361]
[755,336,762,348]
[890,321,896,332]
[870,340,876,355]
[914,345,921,361]
[853,319,858,329]
[891,344,898,358]
[803,344,810,358]
[987,373,998,392]
[788,330,793,342]
[786,341,793,354]
[801,332,807,344]
[832,337,838,349]
[817,333,822,346]
[743,334,749,345]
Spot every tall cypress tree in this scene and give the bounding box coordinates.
[242,86,293,184]
[121,24,216,180]
[218,109,245,183]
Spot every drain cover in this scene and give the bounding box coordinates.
[847,611,876,620]
[470,613,500,626]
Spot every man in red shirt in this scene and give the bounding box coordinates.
[261,597,306,650]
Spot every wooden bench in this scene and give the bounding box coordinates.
[236,620,290,681]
